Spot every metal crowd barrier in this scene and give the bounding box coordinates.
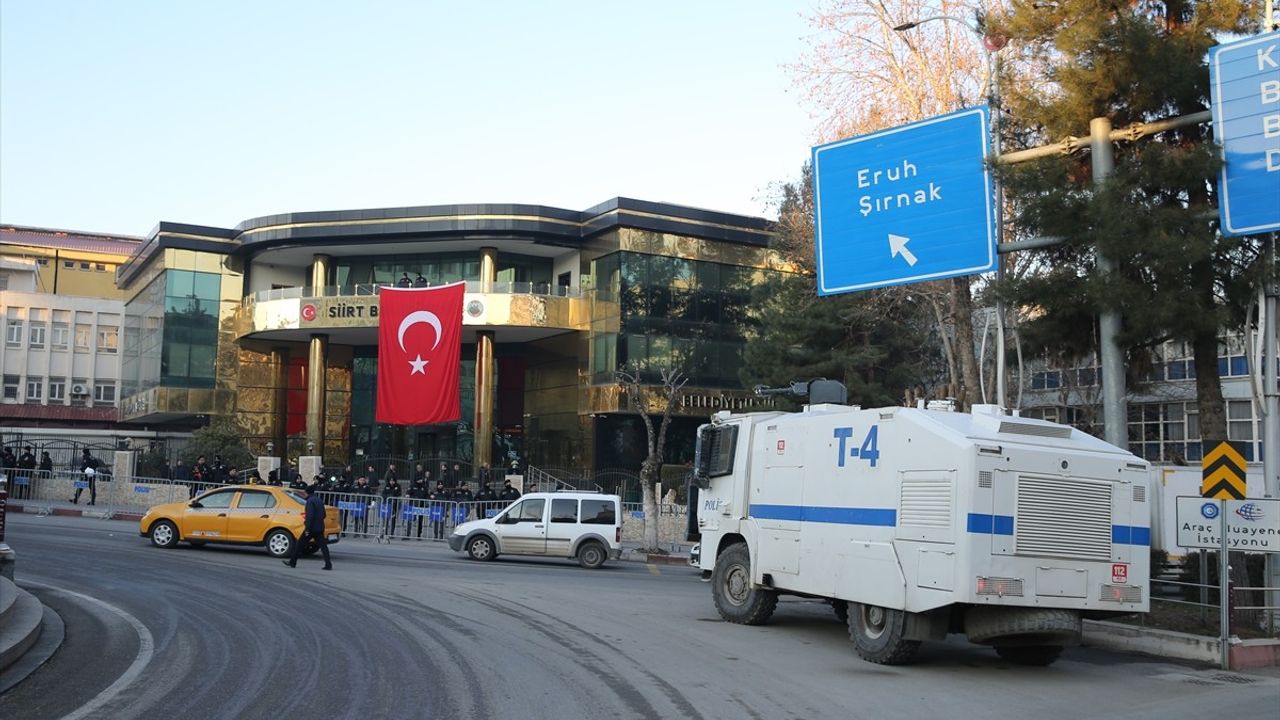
[313,491,509,542]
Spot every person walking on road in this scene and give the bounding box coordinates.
[283,483,332,570]
[72,449,99,505]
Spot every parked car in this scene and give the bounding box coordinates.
[449,492,622,568]
[139,485,339,558]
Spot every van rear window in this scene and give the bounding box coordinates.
[580,499,616,525]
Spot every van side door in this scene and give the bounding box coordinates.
[545,497,579,557]
[496,497,547,555]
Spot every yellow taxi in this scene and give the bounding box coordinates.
[139,485,340,558]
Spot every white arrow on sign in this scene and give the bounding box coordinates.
[888,234,918,266]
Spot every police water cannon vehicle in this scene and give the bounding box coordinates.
[689,380,1150,666]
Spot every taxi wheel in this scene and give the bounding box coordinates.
[265,529,296,558]
[150,520,179,549]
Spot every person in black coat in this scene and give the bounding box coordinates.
[429,481,448,539]
[381,476,403,538]
[406,477,429,537]
[283,484,332,570]
[351,476,374,534]
[475,482,497,520]
[498,479,521,502]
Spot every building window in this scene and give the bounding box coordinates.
[98,326,119,353]
[64,260,75,269]
[74,324,92,351]
[0,275,8,291]
[1227,400,1255,460]
[6,320,23,347]
[49,381,65,401]
[1127,401,1202,464]
[51,323,69,349]
[26,380,43,402]
[36,258,49,266]
[79,262,90,270]
[95,263,107,272]
[28,323,46,348]
[94,384,116,404]
[2,375,17,400]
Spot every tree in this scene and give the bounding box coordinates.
[992,0,1264,448]
[616,367,688,552]
[745,165,944,406]
[182,419,254,470]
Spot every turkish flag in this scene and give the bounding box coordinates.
[376,282,465,425]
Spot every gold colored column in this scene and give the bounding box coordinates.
[311,254,331,293]
[479,246,497,292]
[306,333,328,453]
[271,347,288,455]
[474,330,495,474]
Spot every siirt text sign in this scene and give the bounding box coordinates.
[1175,496,1280,552]
[1209,31,1280,237]
[811,106,996,295]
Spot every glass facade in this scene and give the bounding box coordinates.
[123,262,231,398]
[332,252,551,289]
[590,252,772,386]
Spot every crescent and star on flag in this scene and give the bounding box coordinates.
[397,310,443,375]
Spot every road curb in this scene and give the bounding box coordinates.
[1082,619,1280,668]
[8,504,143,523]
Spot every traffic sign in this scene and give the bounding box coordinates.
[1175,496,1280,552]
[812,106,997,296]
[1201,440,1247,500]
[1209,32,1280,237]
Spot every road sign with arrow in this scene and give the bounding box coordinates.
[812,106,997,296]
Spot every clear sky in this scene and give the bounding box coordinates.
[0,1,817,237]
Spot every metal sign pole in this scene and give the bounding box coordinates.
[1219,499,1230,670]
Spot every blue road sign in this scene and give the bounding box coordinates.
[1210,32,1280,237]
[812,106,996,296]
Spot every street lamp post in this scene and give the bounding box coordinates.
[895,14,1010,409]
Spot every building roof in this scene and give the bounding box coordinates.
[0,225,143,257]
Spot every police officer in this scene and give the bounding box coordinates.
[289,472,309,491]
[351,476,373,534]
[430,481,448,540]
[73,449,98,505]
[498,479,521,502]
[475,481,497,520]
[380,474,403,538]
[454,481,475,520]
[16,446,35,499]
[406,475,429,538]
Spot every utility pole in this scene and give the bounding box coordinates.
[1090,117,1127,449]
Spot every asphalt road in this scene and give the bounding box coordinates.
[2,513,1278,720]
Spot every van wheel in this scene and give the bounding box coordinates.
[712,543,777,625]
[467,535,496,561]
[849,603,920,664]
[578,541,607,569]
[150,520,179,549]
[995,645,1063,666]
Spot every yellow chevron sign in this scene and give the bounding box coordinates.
[1201,441,1246,500]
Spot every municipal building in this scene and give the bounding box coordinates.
[111,199,796,471]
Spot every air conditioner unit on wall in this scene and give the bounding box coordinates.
[71,383,89,396]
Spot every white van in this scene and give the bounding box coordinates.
[448,492,623,569]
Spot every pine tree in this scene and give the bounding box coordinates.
[993,0,1265,449]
